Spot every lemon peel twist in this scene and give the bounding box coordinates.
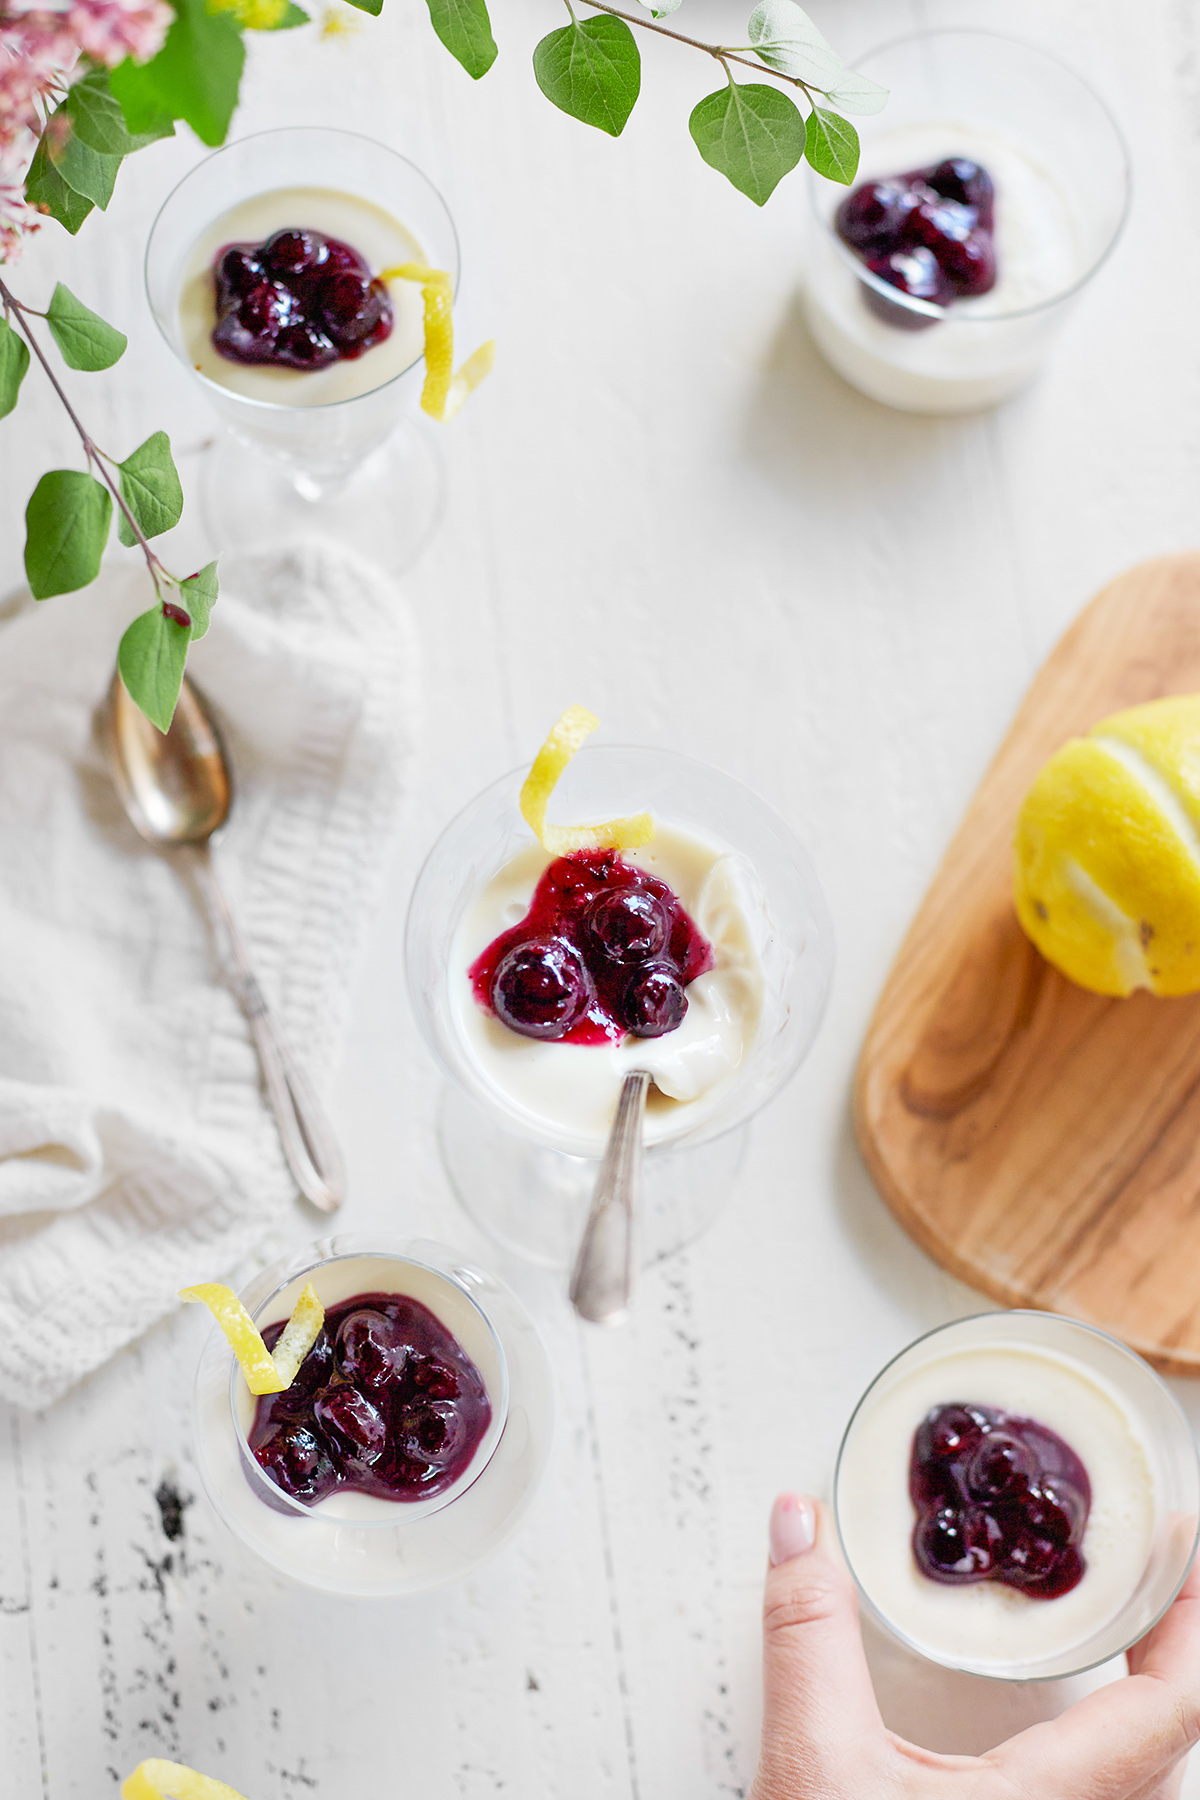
[520,705,654,855]
[180,1281,325,1396]
[379,262,495,421]
[122,1759,251,1800]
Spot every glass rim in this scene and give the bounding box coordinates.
[226,1245,511,1529]
[810,26,1133,326]
[144,125,462,414]
[404,740,835,1151]
[832,1308,1200,1680]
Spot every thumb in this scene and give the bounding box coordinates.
[754,1495,886,1800]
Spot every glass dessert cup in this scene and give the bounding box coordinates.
[804,31,1130,415]
[145,127,460,569]
[405,746,833,1269]
[192,1236,553,1596]
[834,1312,1200,1680]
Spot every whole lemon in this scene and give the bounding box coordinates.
[1013,695,1200,996]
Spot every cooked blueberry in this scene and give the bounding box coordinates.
[410,1356,460,1400]
[492,937,594,1039]
[254,1422,334,1502]
[219,246,262,297]
[274,321,338,369]
[835,178,920,254]
[209,227,393,370]
[313,1381,389,1466]
[338,1308,405,1393]
[926,156,995,224]
[914,1506,993,1581]
[967,1433,1036,1500]
[836,155,998,328]
[264,228,328,279]
[238,280,294,338]
[623,962,687,1037]
[584,888,671,966]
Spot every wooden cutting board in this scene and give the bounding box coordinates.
[855,552,1200,1376]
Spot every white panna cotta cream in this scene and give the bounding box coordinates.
[178,186,428,405]
[837,1339,1157,1672]
[450,826,766,1151]
[806,124,1082,413]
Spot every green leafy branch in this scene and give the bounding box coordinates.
[0,275,215,731]
[429,0,885,203]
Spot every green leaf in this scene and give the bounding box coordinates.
[24,471,113,599]
[45,284,127,371]
[64,65,175,154]
[117,430,184,547]
[24,140,95,235]
[533,16,640,138]
[341,0,383,14]
[0,318,30,421]
[425,0,496,78]
[746,0,844,86]
[109,0,245,147]
[804,106,859,184]
[822,69,888,117]
[47,127,123,212]
[179,561,218,640]
[118,605,190,733]
[689,81,804,205]
[266,3,310,24]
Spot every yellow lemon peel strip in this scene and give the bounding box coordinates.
[379,262,494,421]
[179,1281,325,1397]
[520,705,655,855]
[122,1759,251,1800]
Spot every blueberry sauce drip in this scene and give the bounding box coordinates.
[248,1291,491,1507]
[211,228,394,370]
[469,849,714,1044]
[910,1403,1091,1600]
[835,158,997,330]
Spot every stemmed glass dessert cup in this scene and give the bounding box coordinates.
[405,746,834,1271]
[144,127,460,568]
[803,30,1131,414]
[192,1235,553,1596]
[834,1311,1200,1681]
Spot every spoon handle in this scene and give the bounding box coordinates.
[569,1069,650,1325]
[189,846,346,1214]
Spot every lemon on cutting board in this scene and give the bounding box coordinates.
[1013,694,1200,996]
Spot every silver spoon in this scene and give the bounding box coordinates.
[104,671,345,1214]
[569,1068,650,1324]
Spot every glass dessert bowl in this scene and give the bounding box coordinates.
[405,734,833,1268]
[834,1311,1200,1680]
[192,1236,553,1596]
[145,127,461,567]
[803,31,1130,414]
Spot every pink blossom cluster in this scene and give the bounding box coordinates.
[0,0,170,263]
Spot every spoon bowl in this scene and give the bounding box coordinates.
[106,673,231,847]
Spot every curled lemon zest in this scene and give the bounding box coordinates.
[180,1281,325,1397]
[122,1759,251,1800]
[379,262,494,421]
[519,705,655,854]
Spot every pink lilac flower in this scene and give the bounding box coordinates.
[0,137,40,261]
[66,0,170,68]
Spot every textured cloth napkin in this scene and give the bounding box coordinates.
[0,541,416,1410]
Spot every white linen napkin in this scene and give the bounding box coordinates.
[0,540,416,1410]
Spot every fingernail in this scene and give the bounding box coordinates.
[769,1493,816,1565]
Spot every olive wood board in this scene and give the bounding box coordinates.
[855,552,1200,1376]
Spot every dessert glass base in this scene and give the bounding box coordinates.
[193,1236,553,1597]
[438,1082,748,1269]
[834,1311,1200,1680]
[198,417,444,572]
[803,31,1130,415]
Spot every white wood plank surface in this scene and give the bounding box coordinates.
[4,0,1200,1794]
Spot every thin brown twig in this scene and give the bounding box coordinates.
[566,0,818,98]
[0,276,168,593]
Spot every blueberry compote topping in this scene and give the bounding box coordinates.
[248,1291,491,1507]
[910,1403,1091,1600]
[469,849,714,1044]
[835,158,997,330]
[211,228,393,370]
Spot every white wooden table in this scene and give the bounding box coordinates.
[5,0,1200,1793]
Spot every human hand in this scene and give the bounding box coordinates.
[752,1494,1200,1800]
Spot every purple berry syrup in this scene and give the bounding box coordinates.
[468,849,714,1045]
[835,158,997,330]
[249,1291,492,1507]
[211,228,394,371]
[910,1403,1090,1600]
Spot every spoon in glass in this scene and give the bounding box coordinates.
[569,1068,650,1323]
[104,671,345,1213]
